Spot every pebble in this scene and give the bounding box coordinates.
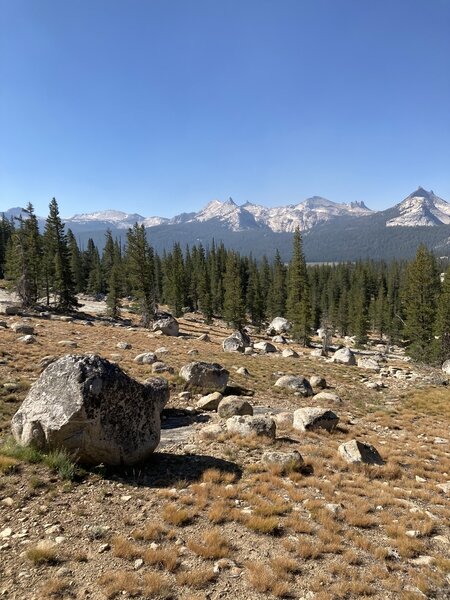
[0,529,12,539]
[98,543,110,553]
[134,558,144,570]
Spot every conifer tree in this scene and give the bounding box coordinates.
[42,198,77,310]
[246,258,264,327]
[106,242,123,319]
[286,229,311,345]
[268,249,286,318]
[0,214,14,278]
[126,224,155,326]
[403,244,439,361]
[434,266,450,362]
[165,243,186,316]
[67,229,84,293]
[223,251,245,328]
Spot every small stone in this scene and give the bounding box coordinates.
[218,396,253,419]
[236,367,250,377]
[411,555,433,566]
[415,475,426,483]
[0,529,12,539]
[134,558,144,570]
[309,375,326,389]
[325,503,341,515]
[121,495,132,502]
[226,415,276,439]
[273,412,294,427]
[1,498,13,507]
[18,335,36,344]
[262,450,303,471]
[134,352,157,365]
[406,530,420,538]
[178,391,191,400]
[58,340,78,348]
[338,439,384,465]
[54,536,65,544]
[98,543,110,553]
[293,407,339,432]
[312,391,341,403]
[437,482,450,494]
[281,348,299,358]
[116,342,131,350]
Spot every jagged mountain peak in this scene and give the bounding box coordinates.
[386,187,450,227]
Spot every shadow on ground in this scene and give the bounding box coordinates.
[96,452,242,488]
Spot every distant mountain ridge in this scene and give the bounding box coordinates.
[2,188,450,261]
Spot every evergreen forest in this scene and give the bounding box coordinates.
[1,199,450,365]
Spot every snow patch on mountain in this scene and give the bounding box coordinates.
[386,188,450,227]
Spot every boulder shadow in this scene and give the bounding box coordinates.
[98,453,242,489]
[161,407,210,429]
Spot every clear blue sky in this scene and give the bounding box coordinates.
[1,0,449,217]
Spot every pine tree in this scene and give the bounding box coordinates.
[403,244,439,361]
[106,242,123,319]
[268,249,286,318]
[165,243,186,317]
[246,258,264,327]
[4,205,42,307]
[67,229,84,293]
[434,266,450,363]
[286,229,311,345]
[223,251,245,328]
[0,214,14,278]
[126,224,155,326]
[42,198,77,310]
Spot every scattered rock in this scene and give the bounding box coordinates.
[282,348,299,358]
[226,415,276,439]
[338,439,385,465]
[98,543,110,553]
[196,392,223,411]
[116,341,131,350]
[411,556,434,566]
[274,375,313,396]
[58,340,78,348]
[178,391,191,400]
[310,348,327,358]
[197,333,210,341]
[187,349,199,355]
[0,321,7,328]
[11,322,34,335]
[262,449,303,470]
[357,357,380,371]
[134,352,157,365]
[310,375,326,389]
[179,361,229,392]
[253,341,276,353]
[272,335,287,344]
[273,412,294,427]
[152,316,179,336]
[11,354,169,466]
[218,396,253,419]
[236,367,250,376]
[0,528,12,539]
[17,335,36,344]
[152,361,174,374]
[332,348,356,365]
[222,330,251,353]
[293,407,339,432]
[266,317,291,336]
[442,359,450,376]
[200,424,223,439]
[313,391,341,403]
[437,482,450,494]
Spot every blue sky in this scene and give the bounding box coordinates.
[1,0,449,217]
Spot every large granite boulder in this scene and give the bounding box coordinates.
[222,330,251,353]
[357,357,380,371]
[179,361,229,392]
[11,355,169,466]
[274,375,313,396]
[266,317,291,336]
[332,348,356,365]
[442,360,450,376]
[152,316,179,336]
[226,415,276,439]
[218,396,253,419]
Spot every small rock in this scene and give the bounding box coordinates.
[98,543,110,553]
[266,317,291,336]
[152,316,179,337]
[134,558,144,570]
[178,391,191,401]
[0,529,12,539]
[310,375,326,389]
[200,424,223,439]
[254,341,277,353]
[338,439,384,465]
[312,391,341,403]
[236,367,250,377]
[274,375,313,396]
[273,412,293,427]
[152,362,174,374]
[197,333,210,342]
[411,555,434,566]
[116,342,131,350]
[332,348,356,365]
[121,495,132,502]
[282,348,299,358]
[134,352,157,364]
[262,450,303,471]
[437,482,450,494]
[58,340,78,348]
[17,335,36,344]
[12,323,34,335]
[1,498,13,507]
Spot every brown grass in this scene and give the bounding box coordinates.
[142,571,173,598]
[176,567,216,589]
[132,522,167,541]
[39,577,71,598]
[111,535,142,560]
[243,514,280,535]
[26,542,60,565]
[162,503,195,526]
[98,570,141,599]
[187,529,231,559]
[143,546,180,572]
[0,454,19,473]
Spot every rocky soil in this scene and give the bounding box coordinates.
[0,294,449,600]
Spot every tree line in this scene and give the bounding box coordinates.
[1,198,449,365]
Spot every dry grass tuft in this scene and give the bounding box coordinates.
[243,514,280,535]
[0,454,19,473]
[143,546,180,572]
[187,529,231,559]
[132,522,167,541]
[176,567,216,589]
[111,535,142,560]
[39,577,71,598]
[162,503,195,526]
[26,542,60,565]
[98,570,141,599]
[142,571,173,598]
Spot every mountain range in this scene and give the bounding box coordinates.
[3,187,450,261]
